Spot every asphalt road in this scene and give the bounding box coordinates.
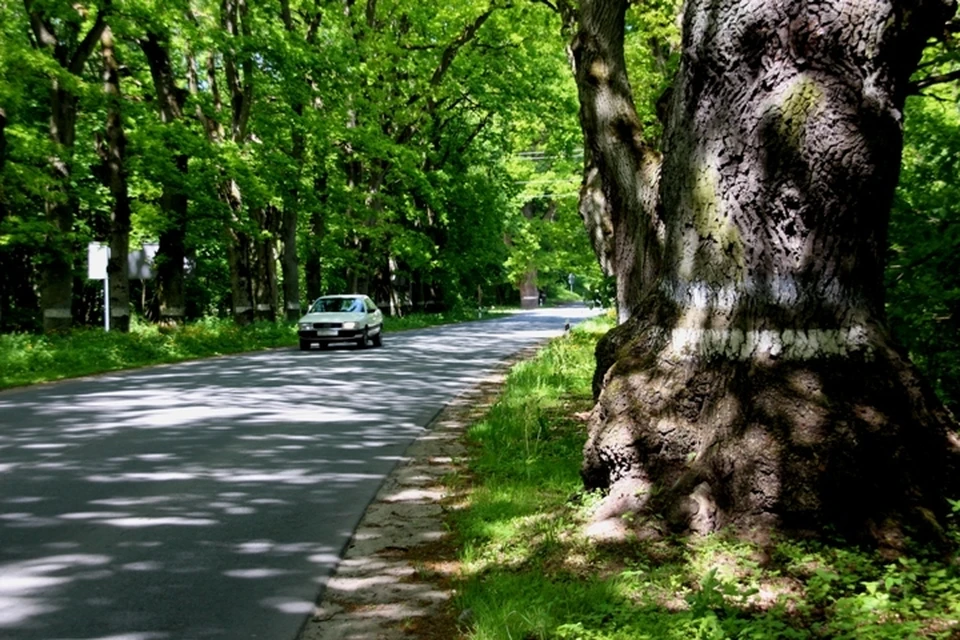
[0,306,598,640]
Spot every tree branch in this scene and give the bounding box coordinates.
[23,1,58,49]
[910,67,960,92]
[305,3,324,44]
[430,8,494,86]
[280,0,294,30]
[68,1,111,75]
[530,0,559,12]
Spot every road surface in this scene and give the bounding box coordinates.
[0,307,597,640]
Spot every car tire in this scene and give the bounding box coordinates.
[356,328,369,349]
[299,339,312,351]
[372,328,383,347]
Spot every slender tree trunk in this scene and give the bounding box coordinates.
[570,0,960,545]
[0,106,7,329]
[564,0,661,324]
[222,0,256,325]
[99,26,131,332]
[305,175,327,302]
[280,116,304,321]
[140,32,189,325]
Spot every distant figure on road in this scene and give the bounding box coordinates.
[538,291,546,307]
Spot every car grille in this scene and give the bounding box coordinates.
[312,322,343,329]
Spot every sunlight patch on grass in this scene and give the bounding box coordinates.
[0,308,508,390]
[449,315,960,640]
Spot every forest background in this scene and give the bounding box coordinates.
[0,0,958,415]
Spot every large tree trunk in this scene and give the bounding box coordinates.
[26,3,108,332]
[156,156,188,325]
[100,26,131,332]
[40,84,80,332]
[252,206,279,322]
[305,176,327,302]
[140,32,189,325]
[222,0,256,325]
[572,0,960,544]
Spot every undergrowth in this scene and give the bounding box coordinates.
[0,309,510,390]
[451,315,960,640]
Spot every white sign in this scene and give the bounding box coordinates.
[128,242,159,279]
[88,243,109,280]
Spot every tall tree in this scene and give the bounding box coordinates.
[220,0,257,324]
[25,0,109,331]
[139,29,190,325]
[0,106,7,328]
[560,0,960,543]
[98,24,131,332]
[276,0,324,321]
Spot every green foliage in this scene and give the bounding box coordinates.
[0,307,514,389]
[451,316,960,640]
[0,0,593,329]
[0,318,296,389]
[888,85,960,413]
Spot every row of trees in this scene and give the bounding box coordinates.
[0,0,599,333]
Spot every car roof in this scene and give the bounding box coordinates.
[318,294,366,299]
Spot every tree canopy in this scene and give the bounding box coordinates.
[0,0,600,331]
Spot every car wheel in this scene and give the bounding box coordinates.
[356,328,369,349]
[372,329,383,347]
[299,339,312,351]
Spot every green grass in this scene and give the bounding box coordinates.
[451,317,960,640]
[0,307,514,390]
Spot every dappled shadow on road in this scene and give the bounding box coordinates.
[0,309,589,640]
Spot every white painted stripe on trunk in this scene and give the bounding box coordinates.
[234,307,253,314]
[662,326,871,359]
[43,308,72,318]
[286,302,301,310]
[663,276,850,309]
[256,304,272,311]
[161,307,185,316]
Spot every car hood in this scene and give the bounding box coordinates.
[298,312,366,324]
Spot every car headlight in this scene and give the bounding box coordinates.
[298,323,312,330]
[342,322,358,330]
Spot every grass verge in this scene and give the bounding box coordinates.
[0,307,514,390]
[450,317,960,640]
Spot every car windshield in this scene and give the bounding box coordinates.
[310,297,365,313]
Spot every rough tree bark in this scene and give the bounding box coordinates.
[140,32,189,325]
[567,0,960,544]
[99,25,131,332]
[560,0,662,324]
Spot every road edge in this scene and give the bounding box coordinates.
[294,342,546,640]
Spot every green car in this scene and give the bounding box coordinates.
[297,294,384,351]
